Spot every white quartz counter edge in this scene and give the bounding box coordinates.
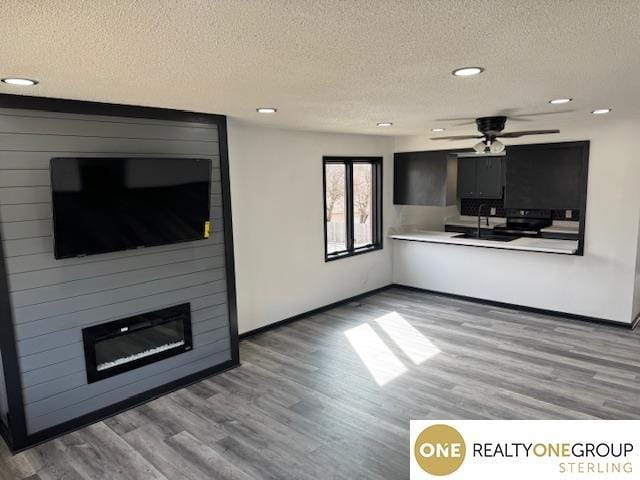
[390,230,578,255]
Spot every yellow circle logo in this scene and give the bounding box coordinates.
[414,424,466,476]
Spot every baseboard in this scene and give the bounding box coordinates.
[239,283,636,342]
[239,285,393,339]
[7,359,239,453]
[392,284,636,330]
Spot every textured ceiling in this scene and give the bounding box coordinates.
[1,1,639,136]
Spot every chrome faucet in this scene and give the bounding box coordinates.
[477,204,489,238]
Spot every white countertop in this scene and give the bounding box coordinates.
[390,230,578,255]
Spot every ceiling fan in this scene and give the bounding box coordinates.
[430,116,559,153]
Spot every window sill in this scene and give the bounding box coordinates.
[325,244,383,262]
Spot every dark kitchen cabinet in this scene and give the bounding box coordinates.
[457,155,503,199]
[394,150,458,206]
[477,156,503,198]
[457,157,476,197]
[504,142,589,210]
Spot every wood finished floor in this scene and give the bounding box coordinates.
[2,287,639,479]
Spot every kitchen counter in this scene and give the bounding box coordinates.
[390,229,578,255]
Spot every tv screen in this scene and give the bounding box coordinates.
[51,157,212,259]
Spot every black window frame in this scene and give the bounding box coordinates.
[323,156,383,261]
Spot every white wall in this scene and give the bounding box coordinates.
[227,118,640,329]
[227,120,396,334]
[393,120,640,324]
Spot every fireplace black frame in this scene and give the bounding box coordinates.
[82,303,194,384]
[0,93,239,453]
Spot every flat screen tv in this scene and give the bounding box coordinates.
[51,157,212,259]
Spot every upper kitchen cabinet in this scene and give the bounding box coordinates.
[504,141,589,210]
[457,155,504,199]
[394,150,458,206]
[456,156,476,197]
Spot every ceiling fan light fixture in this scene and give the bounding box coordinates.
[490,139,505,153]
[473,141,487,153]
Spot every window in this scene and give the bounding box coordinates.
[323,156,382,261]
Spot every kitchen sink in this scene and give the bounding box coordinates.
[454,233,521,242]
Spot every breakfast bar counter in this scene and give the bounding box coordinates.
[390,229,578,255]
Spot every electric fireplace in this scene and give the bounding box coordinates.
[82,303,193,383]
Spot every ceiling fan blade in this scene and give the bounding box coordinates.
[434,116,476,123]
[498,129,560,138]
[503,117,532,122]
[498,109,574,123]
[433,117,477,127]
[429,135,483,140]
[511,110,572,119]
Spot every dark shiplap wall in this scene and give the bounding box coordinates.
[0,107,231,434]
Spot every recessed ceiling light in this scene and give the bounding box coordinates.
[431,127,446,132]
[256,107,277,113]
[1,77,39,86]
[591,108,611,115]
[549,98,572,104]
[377,122,393,127]
[452,67,484,77]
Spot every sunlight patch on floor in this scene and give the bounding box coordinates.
[375,312,441,365]
[345,311,441,385]
[344,323,408,386]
